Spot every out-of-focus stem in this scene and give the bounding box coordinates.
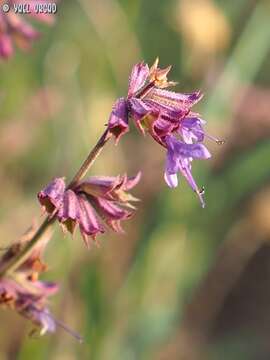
[0,129,111,277]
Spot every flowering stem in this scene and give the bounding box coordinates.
[0,129,112,277]
[68,129,112,188]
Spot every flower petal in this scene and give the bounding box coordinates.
[180,116,205,143]
[167,136,211,159]
[78,175,123,199]
[144,99,188,122]
[108,98,129,144]
[57,190,79,220]
[128,97,155,134]
[25,307,56,334]
[94,198,131,220]
[177,143,211,159]
[77,196,104,245]
[129,98,152,118]
[164,172,178,188]
[147,88,203,109]
[38,178,66,214]
[128,62,149,97]
[57,189,80,234]
[165,136,208,207]
[151,117,178,144]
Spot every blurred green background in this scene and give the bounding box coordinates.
[1,0,270,359]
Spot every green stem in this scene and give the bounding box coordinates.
[0,129,112,277]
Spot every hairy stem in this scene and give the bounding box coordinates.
[0,129,112,277]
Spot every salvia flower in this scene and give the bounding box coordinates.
[164,135,211,207]
[38,172,141,247]
[0,0,55,59]
[0,234,58,336]
[0,277,58,334]
[0,232,82,340]
[108,58,223,206]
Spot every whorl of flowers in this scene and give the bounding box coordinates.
[0,57,222,340]
[0,229,82,340]
[108,58,223,207]
[38,173,141,247]
[0,230,58,335]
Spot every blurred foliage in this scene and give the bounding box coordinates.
[1,0,270,359]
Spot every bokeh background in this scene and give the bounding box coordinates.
[1,0,270,359]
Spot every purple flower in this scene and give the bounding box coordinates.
[38,173,141,247]
[0,276,59,334]
[0,237,58,336]
[26,307,57,334]
[164,135,211,207]
[107,58,223,206]
[108,58,202,144]
[0,0,55,59]
[38,177,66,215]
[0,233,82,340]
[178,116,206,144]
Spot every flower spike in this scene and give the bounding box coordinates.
[107,58,221,206]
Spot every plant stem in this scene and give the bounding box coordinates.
[0,129,112,277]
[68,129,111,188]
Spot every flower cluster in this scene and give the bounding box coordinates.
[108,59,222,207]
[0,0,55,59]
[0,232,58,335]
[38,173,141,247]
[2,57,220,339]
